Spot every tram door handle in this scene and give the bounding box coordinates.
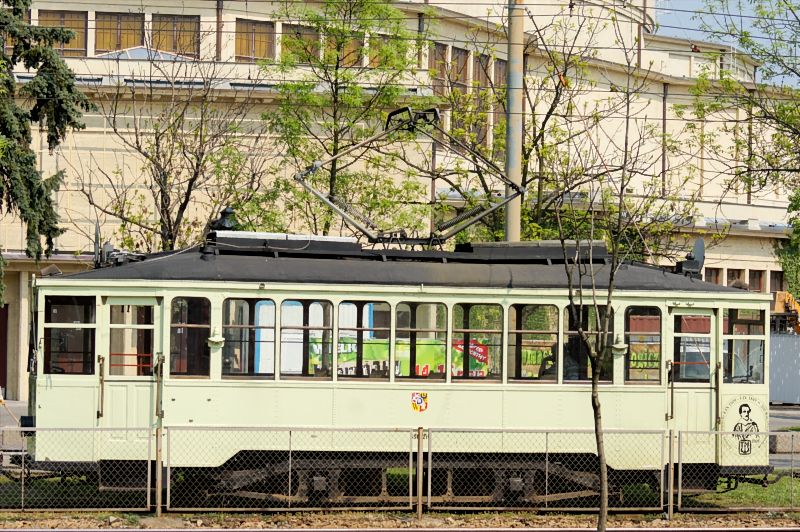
[665,361,674,421]
[97,356,105,419]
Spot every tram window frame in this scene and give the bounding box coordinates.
[222,298,276,379]
[451,303,502,381]
[43,295,96,375]
[395,302,447,380]
[672,313,713,383]
[562,305,613,382]
[338,301,390,380]
[169,297,211,378]
[507,304,559,382]
[625,307,661,383]
[722,308,766,384]
[280,300,333,379]
[109,304,155,377]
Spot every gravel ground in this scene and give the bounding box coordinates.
[0,512,797,529]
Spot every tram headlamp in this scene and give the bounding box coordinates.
[207,329,226,349]
[610,335,628,356]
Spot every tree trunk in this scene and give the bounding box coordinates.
[591,357,608,532]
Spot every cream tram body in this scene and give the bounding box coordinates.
[28,236,772,477]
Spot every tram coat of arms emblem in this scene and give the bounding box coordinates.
[411,392,428,413]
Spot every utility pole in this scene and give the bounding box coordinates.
[504,0,524,242]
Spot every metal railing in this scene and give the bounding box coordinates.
[0,426,795,514]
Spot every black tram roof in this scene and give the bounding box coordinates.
[60,232,743,294]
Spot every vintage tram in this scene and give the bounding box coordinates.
[25,230,771,507]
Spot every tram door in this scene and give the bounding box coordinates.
[99,298,161,432]
[667,309,718,432]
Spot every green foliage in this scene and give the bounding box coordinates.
[0,0,91,273]
[697,0,800,258]
[238,0,430,236]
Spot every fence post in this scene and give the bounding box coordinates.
[789,432,797,509]
[155,426,162,516]
[20,431,25,511]
[154,353,164,516]
[426,429,432,510]
[667,429,673,520]
[416,427,424,520]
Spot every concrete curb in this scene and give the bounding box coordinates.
[769,432,800,453]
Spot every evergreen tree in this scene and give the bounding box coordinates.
[0,0,91,282]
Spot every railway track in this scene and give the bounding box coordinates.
[11,528,800,532]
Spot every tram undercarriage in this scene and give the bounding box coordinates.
[166,451,659,508]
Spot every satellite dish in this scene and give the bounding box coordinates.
[692,238,705,272]
[675,238,705,279]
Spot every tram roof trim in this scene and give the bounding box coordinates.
[63,242,742,293]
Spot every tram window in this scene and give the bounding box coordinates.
[563,305,612,382]
[222,299,275,378]
[109,305,154,377]
[395,302,446,379]
[723,309,765,384]
[280,300,333,378]
[45,295,95,324]
[508,304,558,381]
[44,296,95,375]
[672,314,712,382]
[452,304,502,380]
[170,297,211,377]
[338,301,390,379]
[625,307,661,383]
[724,309,765,335]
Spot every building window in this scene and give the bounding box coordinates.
[281,24,320,64]
[109,305,154,377]
[43,296,95,375]
[280,300,333,378]
[235,19,275,62]
[3,9,30,56]
[428,42,447,96]
[451,303,502,380]
[152,14,200,57]
[222,298,275,377]
[472,53,491,145]
[170,297,210,377]
[563,305,613,382]
[449,47,469,94]
[368,33,399,68]
[338,301,390,379]
[625,307,661,383]
[325,31,363,67]
[723,309,765,384]
[507,304,558,381]
[493,58,507,157]
[38,10,87,57]
[727,268,744,287]
[395,302,446,379]
[95,12,144,53]
[770,270,785,293]
[748,269,764,292]
[704,267,721,285]
[672,314,712,382]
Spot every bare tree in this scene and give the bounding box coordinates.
[68,45,273,252]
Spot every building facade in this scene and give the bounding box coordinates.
[0,0,790,400]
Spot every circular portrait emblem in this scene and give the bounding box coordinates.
[721,396,767,455]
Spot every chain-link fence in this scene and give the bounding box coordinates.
[0,425,797,514]
[677,430,800,512]
[0,427,151,511]
[165,427,415,511]
[426,429,665,511]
